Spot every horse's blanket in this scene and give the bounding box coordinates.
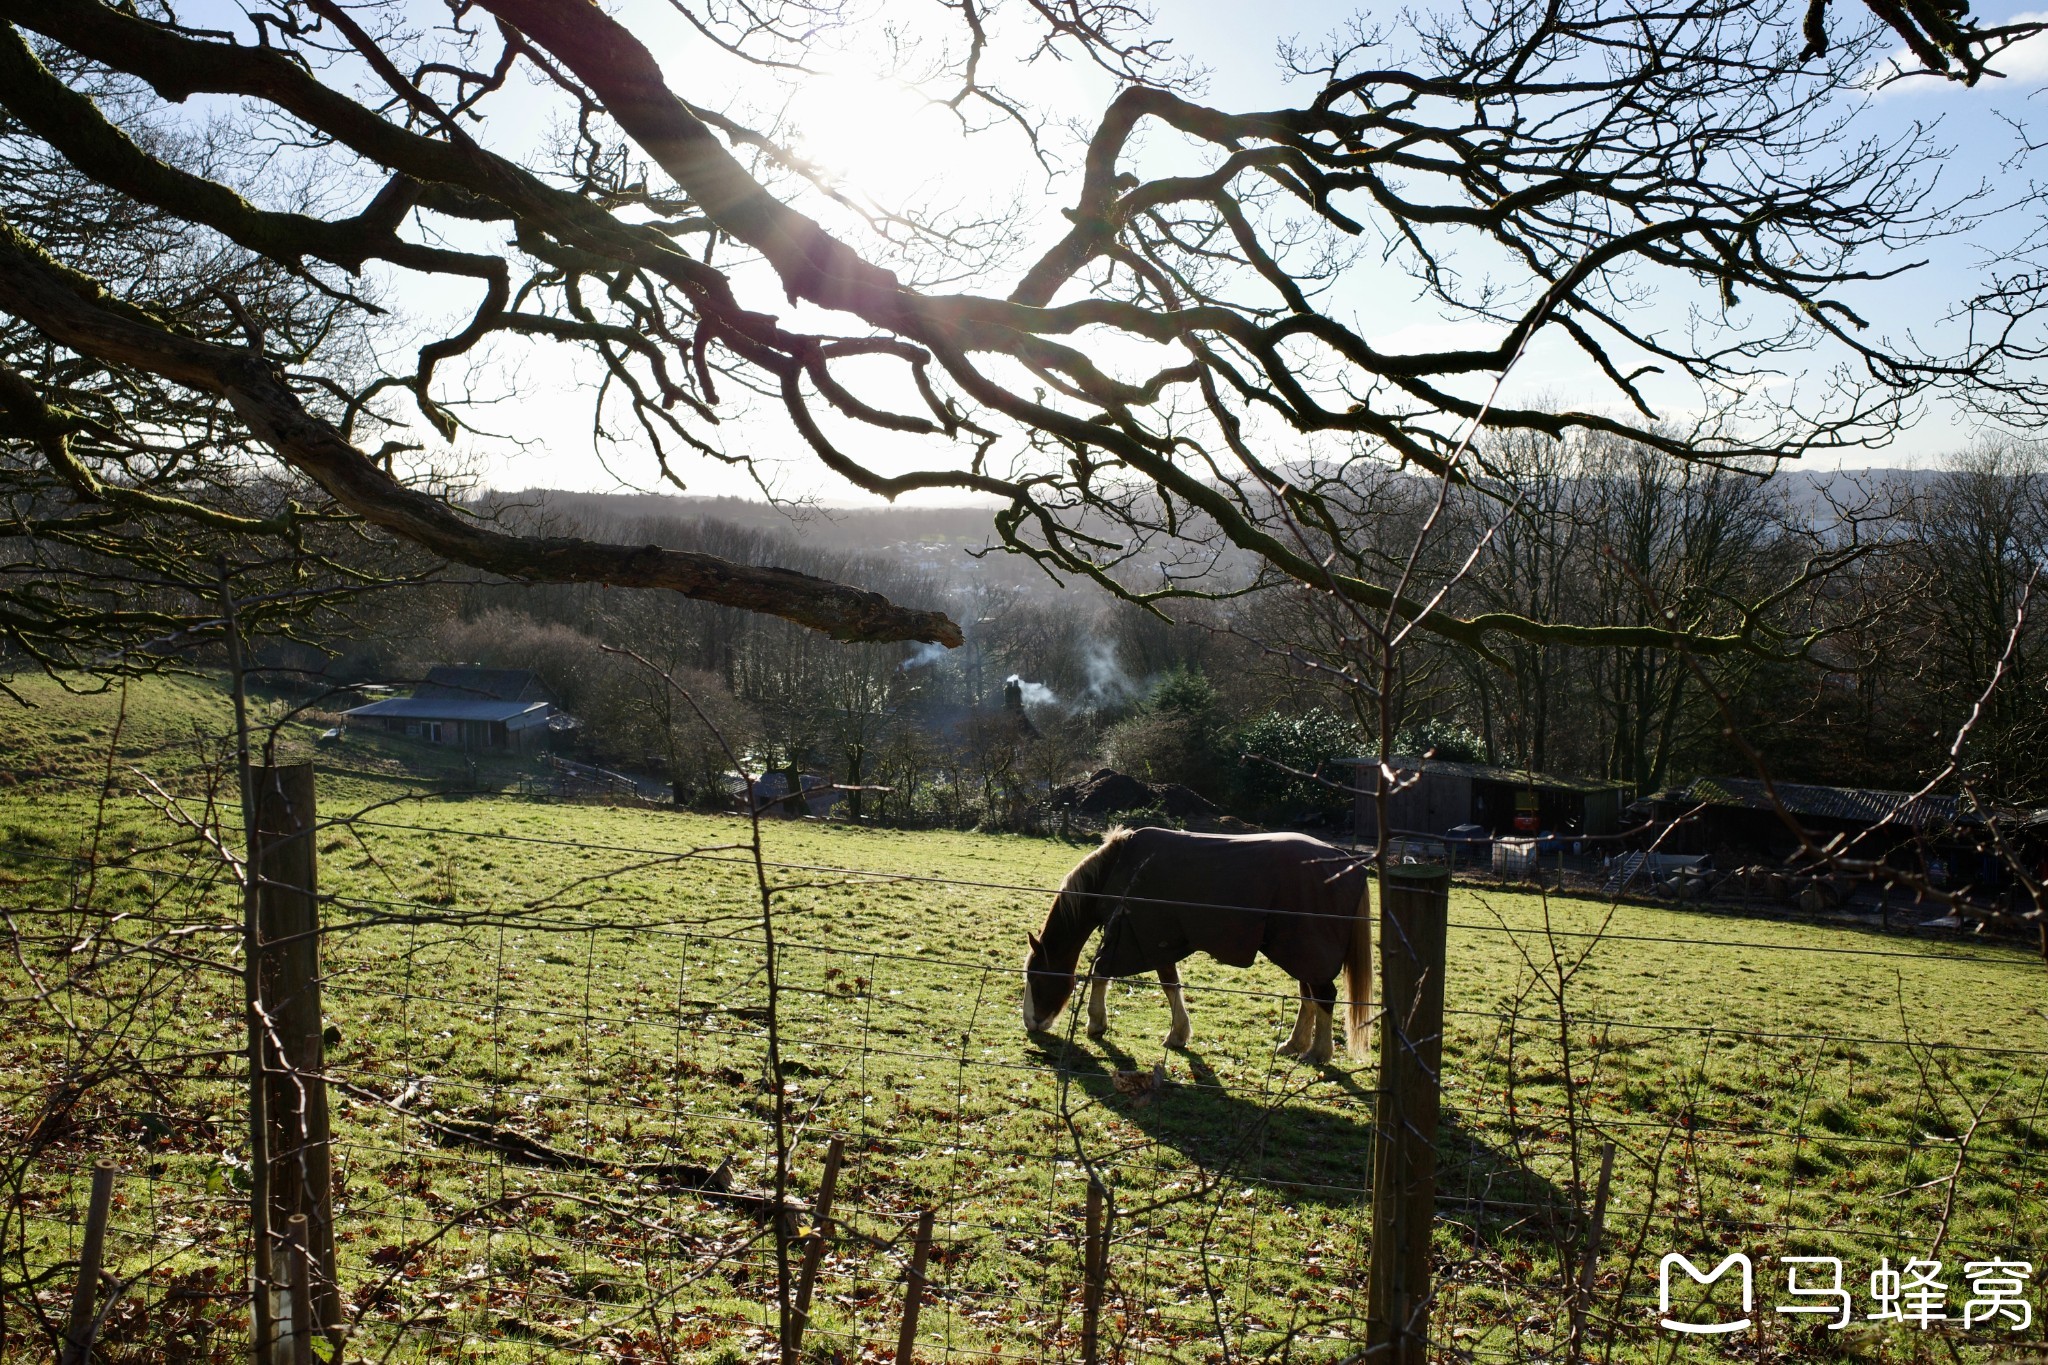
[1081,828,1368,984]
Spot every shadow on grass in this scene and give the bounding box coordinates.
[1022,1031,1564,1226]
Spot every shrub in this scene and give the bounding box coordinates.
[1103,709,1223,793]
[1394,718,1485,764]
[1149,666,1218,718]
[1102,668,1227,794]
[1233,707,1363,819]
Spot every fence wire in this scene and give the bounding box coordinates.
[2,737,2045,1365]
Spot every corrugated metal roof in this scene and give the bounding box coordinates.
[1338,755,1628,795]
[1677,776,1976,827]
[342,698,552,724]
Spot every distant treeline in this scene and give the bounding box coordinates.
[297,441,2045,825]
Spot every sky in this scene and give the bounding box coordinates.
[190,0,2048,505]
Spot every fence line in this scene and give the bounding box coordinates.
[6,821,2037,968]
[4,757,2045,1364]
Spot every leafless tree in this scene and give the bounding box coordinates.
[1899,442,2048,802]
[3,0,2041,673]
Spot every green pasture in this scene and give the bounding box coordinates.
[1,676,2044,1363]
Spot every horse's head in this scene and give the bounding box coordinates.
[1021,931,1075,1033]
[1026,833,1127,1033]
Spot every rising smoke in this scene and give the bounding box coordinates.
[1080,640,1142,708]
[1006,674,1059,707]
[902,633,1146,715]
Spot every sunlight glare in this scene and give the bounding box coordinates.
[783,72,966,202]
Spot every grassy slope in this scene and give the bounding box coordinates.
[0,671,252,786]
[1,676,2044,1362]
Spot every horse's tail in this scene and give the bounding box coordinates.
[1343,872,1373,1061]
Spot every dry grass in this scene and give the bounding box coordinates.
[0,675,2042,1362]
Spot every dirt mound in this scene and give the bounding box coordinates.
[1052,768,1219,820]
[1152,783,1219,819]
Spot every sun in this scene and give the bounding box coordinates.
[782,72,965,203]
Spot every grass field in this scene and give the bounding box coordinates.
[2,675,2045,1363]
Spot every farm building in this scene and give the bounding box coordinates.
[1634,777,2006,877]
[744,770,844,819]
[341,665,573,753]
[1342,756,1632,843]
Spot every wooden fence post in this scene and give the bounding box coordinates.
[284,1214,313,1365]
[1366,863,1449,1365]
[1080,1179,1107,1365]
[1567,1141,1617,1360]
[59,1161,116,1365]
[894,1209,935,1365]
[253,764,339,1345]
[786,1136,845,1361]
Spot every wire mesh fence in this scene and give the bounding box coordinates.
[3,700,2046,1364]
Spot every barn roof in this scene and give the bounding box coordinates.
[1671,776,1980,827]
[342,697,554,726]
[1338,755,1627,795]
[413,666,553,703]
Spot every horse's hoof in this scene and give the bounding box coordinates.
[1306,1046,1335,1065]
[1086,1023,1108,1040]
[1275,1041,1306,1059]
[1164,1028,1191,1049]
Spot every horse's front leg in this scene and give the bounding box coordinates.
[1086,975,1109,1038]
[1277,981,1317,1058]
[1306,981,1336,1064]
[1278,978,1338,1063]
[1159,962,1191,1048]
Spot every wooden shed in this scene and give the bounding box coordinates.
[1344,756,1631,842]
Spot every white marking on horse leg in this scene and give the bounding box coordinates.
[1163,981,1191,1048]
[1021,957,1044,1033]
[1086,976,1108,1038]
[1307,1005,1335,1065]
[1277,997,1315,1057]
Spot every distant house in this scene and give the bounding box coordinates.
[341,666,573,753]
[1341,756,1632,842]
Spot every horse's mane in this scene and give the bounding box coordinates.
[1046,826,1135,937]
[1060,826,1132,894]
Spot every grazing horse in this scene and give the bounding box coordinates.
[1022,827,1373,1064]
